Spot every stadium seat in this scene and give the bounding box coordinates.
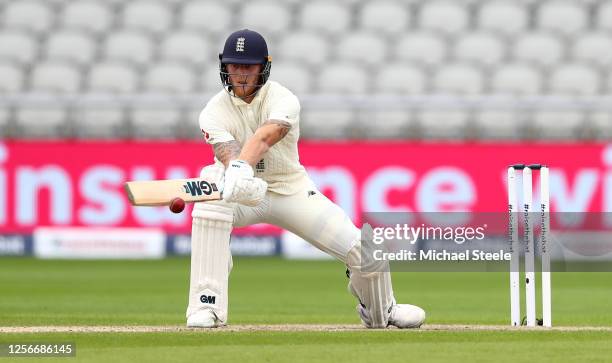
[419,64,483,139]
[88,62,140,93]
[336,32,387,66]
[76,101,127,139]
[29,62,82,93]
[277,32,329,66]
[0,107,10,137]
[0,31,38,65]
[419,1,469,36]
[3,1,53,34]
[359,1,411,35]
[474,110,525,140]
[143,63,195,93]
[491,64,543,95]
[477,64,542,139]
[132,63,193,138]
[548,64,600,95]
[316,62,368,94]
[45,31,97,66]
[182,107,206,139]
[42,0,68,7]
[180,1,232,35]
[454,32,506,68]
[596,2,612,33]
[104,31,154,67]
[358,70,420,139]
[590,112,612,139]
[79,63,139,138]
[300,109,356,139]
[571,32,612,68]
[270,63,312,95]
[160,31,211,66]
[239,1,291,36]
[432,64,484,94]
[330,0,364,5]
[62,1,113,35]
[358,112,417,139]
[304,62,364,138]
[0,62,22,135]
[530,64,596,139]
[201,64,222,92]
[374,63,427,94]
[16,62,80,138]
[513,32,564,67]
[355,105,417,139]
[0,62,24,93]
[531,111,586,139]
[122,1,173,35]
[538,1,588,37]
[395,32,448,67]
[301,2,351,35]
[131,106,182,139]
[418,110,470,139]
[478,1,528,37]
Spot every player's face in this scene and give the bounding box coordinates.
[226,63,263,98]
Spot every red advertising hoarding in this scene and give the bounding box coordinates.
[1,141,611,234]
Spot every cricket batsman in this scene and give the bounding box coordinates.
[186,29,426,329]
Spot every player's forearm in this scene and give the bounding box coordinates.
[239,121,292,166]
[238,136,270,166]
[212,141,242,167]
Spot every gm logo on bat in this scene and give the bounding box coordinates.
[182,180,219,196]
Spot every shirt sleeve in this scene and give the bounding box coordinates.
[267,93,301,127]
[199,108,235,145]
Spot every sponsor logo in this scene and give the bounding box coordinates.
[256,159,265,172]
[200,295,216,304]
[0,236,26,256]
[183,181,218,196]
[236,37,245,52]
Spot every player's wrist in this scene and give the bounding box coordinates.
[228,159,254,178]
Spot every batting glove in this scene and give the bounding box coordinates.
[222,160,267,206]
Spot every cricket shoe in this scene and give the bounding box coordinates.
[387,303,426,328]
[356,303,426,329]
[187,310,222,328]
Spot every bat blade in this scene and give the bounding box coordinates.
[125,178,222,206]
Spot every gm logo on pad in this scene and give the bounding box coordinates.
[200,295,216,304]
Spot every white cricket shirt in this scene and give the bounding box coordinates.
[199,81,310,195]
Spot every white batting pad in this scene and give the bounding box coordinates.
[187,164,233,325]
[186,214,233,324]
[346,224,394,328]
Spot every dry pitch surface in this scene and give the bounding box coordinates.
[3,324,612,333]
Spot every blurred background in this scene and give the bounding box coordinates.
[0,0,611,260]
[0,0,611,140]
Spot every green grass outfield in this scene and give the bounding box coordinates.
[1,257,611,362]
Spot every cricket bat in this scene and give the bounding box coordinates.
[125,178,222,206]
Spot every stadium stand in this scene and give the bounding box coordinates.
[0,0,610,140]
[46,30,97,66]
[0,31,38,65]
[62,1,113,35]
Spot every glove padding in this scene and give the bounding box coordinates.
[222,160,268,206]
